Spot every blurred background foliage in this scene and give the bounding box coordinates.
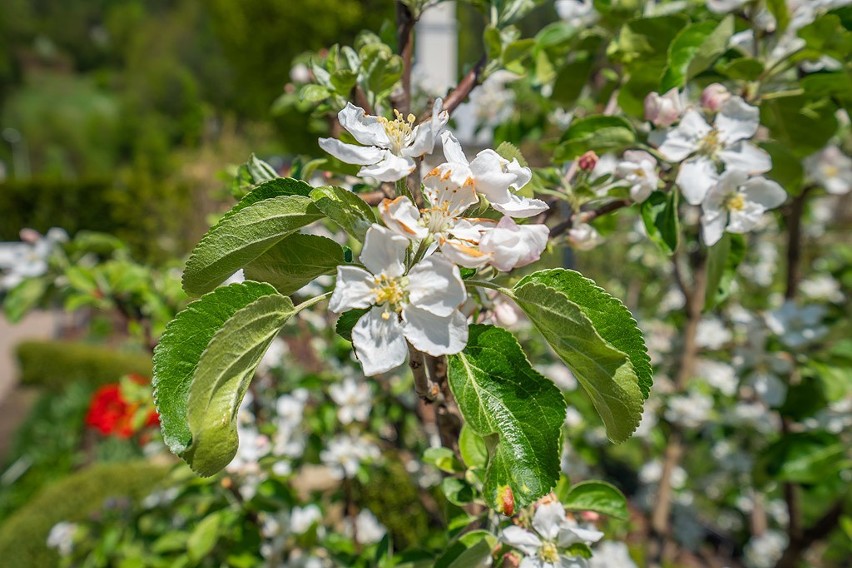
[0,0,392,260]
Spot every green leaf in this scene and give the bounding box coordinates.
[434,531,496,568]
[511,276,646,443]
[661,16,733,91]
[459,423,488,469]
[244,233,344,295]
[757,432,845,485]
[424,447,462,474]
[441,477,475,506]
[716,57,765,81]
[563,480,628,519]
[798,14,852,61]
[761,141,804,195]
[640,191,679,255]
[310,185,377,242]
[766,0,790,33]
[153,282,279,456]
[704,233,745,310]
[232,154,280,194]
[760,95,839,158]
[555,116,635,162]
[187,511,222,563]
[448,325,567,512]
[184,292,295,476]
[515,269,652,400]
[182,195,323,295]
[335,307,369,341]
[3,278,47,323]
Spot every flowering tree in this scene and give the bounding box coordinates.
[3,0,850,566]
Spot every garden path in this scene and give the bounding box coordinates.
[0,310,59,459]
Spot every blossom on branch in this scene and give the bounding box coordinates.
[700,170,786,246]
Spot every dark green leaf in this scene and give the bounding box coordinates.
[760,96,839,158]
[335,307,369,341]
[761,141,804,195]
[716,57,765,81]
[704,233,745,310]
[310,185,377,242]
[757,432,845,485]
[183,195,323,295]
[661,16,734,91]
[563,480,628,519]
[448,325,567,512]
[244,233,344,295]
[641,191,680,255]
[153,282,280,456]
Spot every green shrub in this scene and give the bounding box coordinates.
[15,340,151,390]
[0,461,170,568]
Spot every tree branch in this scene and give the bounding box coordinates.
[549,199,631,238]
[393,2,417,115]
[440,54,487,117]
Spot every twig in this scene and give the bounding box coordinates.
[549,199,631,238]
[440,55,488,117]
[393,2,417,115]
[409,344,437,401]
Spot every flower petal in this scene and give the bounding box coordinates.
[741,176,786,209]
[533,501,567,541]
[701,209,727,246]
[338,102,391,147]
[502,525,542,556]
[440,238,492,268]
[676,157,718,205]
[361,225,409,277]
[719,142,771,175]
[402,306,468,357]
[440,130,469,164]
[657,110,709,162]
[407,255,466,316]
[491,194,550,218]
[716,96,760,143]
[319,138,385,166]
[352,307,408,376]
[379,197,428,240]
[479,217,549,271]
[406,98,449,157]
[358,152,416,182]
[329,266,376,312]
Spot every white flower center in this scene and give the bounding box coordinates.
[377,110,416,154]
[372,273,407,317]
[539,541,560,563]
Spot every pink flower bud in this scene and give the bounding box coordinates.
[644,88,684,127]
[578,150,599,171]
[701,83,731,113]
[580,511,601,522]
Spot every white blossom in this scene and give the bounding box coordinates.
[329,224,468,376]
[343,510,387,545]
[744,530,788,568]
[665,391,714,428]
[695,317,732,350]
[46,521,77,557]
[555,0,598,28]
[615,150,658,202]
[700,83,731,112]
[290,505,322,534]
[501,500,603,568]
[318,99,448,182]
[0,227,67,290]
[567,222,602,251]
[695,358,738,397]
[589,542,636,568]
[433,131,548,218]
[766,301,828,349]
[320,434,380,479]
[701,170,786,246]
[799,274,844,303]
[804,145,852,195]
[657,97,771,205]
[329,378,372,424]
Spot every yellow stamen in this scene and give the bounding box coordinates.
[539,541,560,563]
[726,193,746,211]
[376,109,416,154]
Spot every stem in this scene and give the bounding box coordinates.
[437,55,487,118]
[393,1,416,116]
[549,199,632,238]
[464,279,510,294]
[649,251,707,566]
[294,291,332,313]
[408,343,437,401]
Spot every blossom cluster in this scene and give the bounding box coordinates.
[322,100,550,375]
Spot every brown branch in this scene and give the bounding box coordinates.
[393,2,417,115]
[440,54,487,117]
[776,501,846,568]
[783,189,810,300]
[409,343,437,401]
[549,199,631,238]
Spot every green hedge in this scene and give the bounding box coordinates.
[16,340,152,389]
[0,461,170,568]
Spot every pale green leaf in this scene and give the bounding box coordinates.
[310,185,377,242]
[511,275,645,442]
[3,278,47,323]
[187,511,222,563]
[184,292,295,476]
[448,325,566,512]
[153,282,279,456]
[515,269,652,399]
[244,233,344,295]
[182,195,323,295]
[555,116,635,162]
[661,16,734,91]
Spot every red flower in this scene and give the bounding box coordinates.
[85,377,159,439]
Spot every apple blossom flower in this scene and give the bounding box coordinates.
[696,317,732,350]
[589,542,637,568]
[290,505,322,534]
[765,301,828,349]
[328,378,372,424]
[329,224,467,375]
[555,0,598,28]
[657,97,771,205]
[320,433,380,479]
[501,500,603,568]
[0,227,67,290]
[644,89,684,128]
[478,216,549,271]
[799,274,844,303]
[578,151,599,172]
[744,530,787,568]
[567,222,602,250]
[318,99,448,182]
[804,145,852,195]
[431,131,548,218]
[700,170,786,246]
[700,83,731,113]
[47,521,78,557]
[615,150,658,202]
[343,510,387,545]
